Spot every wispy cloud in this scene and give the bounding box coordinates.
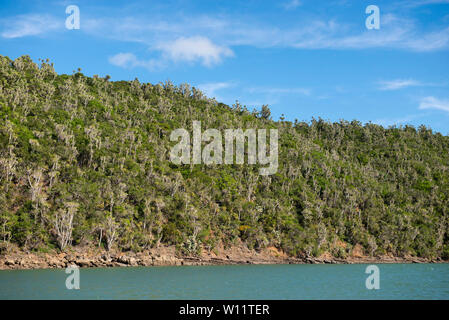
[197,82,234,99]
[1,14,62,38]
[373,114,423,127]
[396,0,449,8]
[108,53,160,70]
[109,53,139,68]
[404,27,449,51]
[247,86,311,96]
[419,96,449,113]
[289,14,449,51]
[378,79,421,90]
[2,3,449,53]
[195,83,310,103]
[374,96,449,128]
[283,0,302,10]
[85,11,449,53]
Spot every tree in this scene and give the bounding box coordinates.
[105,214,119,251]
[54,202,78,250]
[260,104,271,120]
[0,54,448,261]
[0,149,17,192]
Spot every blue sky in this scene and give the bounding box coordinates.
[1,0,449,134]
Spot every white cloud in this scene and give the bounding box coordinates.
[1,14,61,38]
[378,79,421,90]
[155,36,234,67]
[109,36,233,71]
[419,96,449,113]
[197,82,233,98]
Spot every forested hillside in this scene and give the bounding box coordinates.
[1,55,448,260]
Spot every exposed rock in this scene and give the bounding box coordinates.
[76,259,92,267]
[116,256,138,266]
[115,262,128,267]
[5,259,15,266]
[0,244,446,270]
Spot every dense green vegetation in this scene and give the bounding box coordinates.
[0,55,448,259]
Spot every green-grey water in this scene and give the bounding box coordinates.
[0,264,448,299]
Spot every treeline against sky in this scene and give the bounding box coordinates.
[0,55,448,259]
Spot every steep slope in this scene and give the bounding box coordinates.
[0,55,448,261]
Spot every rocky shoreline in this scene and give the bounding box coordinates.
[0,245,446,270]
